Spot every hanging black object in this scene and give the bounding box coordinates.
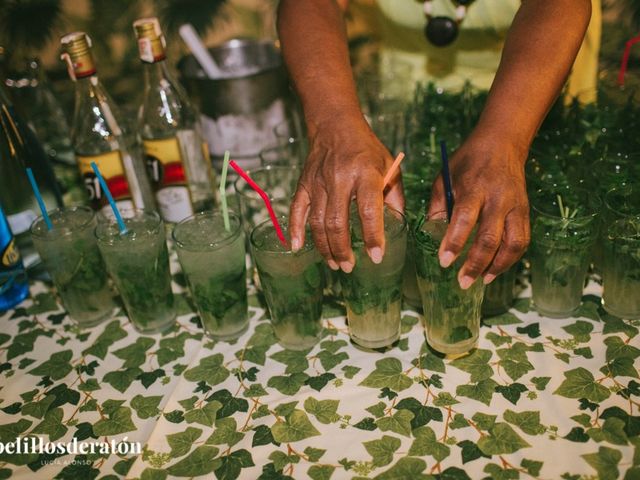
[425,16,459,47]
[420,0,476,48]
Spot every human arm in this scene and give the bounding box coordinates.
[277,0,402,272]
[428,0,592,288]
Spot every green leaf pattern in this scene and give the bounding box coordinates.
[0,274,637,478]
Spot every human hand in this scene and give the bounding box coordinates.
[428,132,530,289]
[289,112,404,272]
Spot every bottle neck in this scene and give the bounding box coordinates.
[142,59,174,89]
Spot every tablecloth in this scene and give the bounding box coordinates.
[0,268,638,480]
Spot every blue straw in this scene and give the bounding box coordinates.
[439,140,454,221]
[26,168,52,230]
[90,162,127,234]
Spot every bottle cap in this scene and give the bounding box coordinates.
[60,32,96,80]
[133,17,167,63]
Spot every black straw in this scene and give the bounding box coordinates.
[440,140,454,221]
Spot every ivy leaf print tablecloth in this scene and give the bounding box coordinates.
[0,275,638,480]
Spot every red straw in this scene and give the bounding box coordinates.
[618,33,640,86]
[229,160,288,247]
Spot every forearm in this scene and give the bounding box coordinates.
[474,0,592,157]
[277,0,363,135]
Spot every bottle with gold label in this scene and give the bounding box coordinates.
[134,17,216,223]
[61,32,155,213]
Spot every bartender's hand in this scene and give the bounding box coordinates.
[289,112,404,272]
[428,131,530,289]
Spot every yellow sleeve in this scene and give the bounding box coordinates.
[565,0,602,104]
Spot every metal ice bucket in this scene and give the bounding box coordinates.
[178,38,297,168]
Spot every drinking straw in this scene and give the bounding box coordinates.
[229,160,288,247]
[382,152,406,188]
[90,162,127,234]
[430,131,436,155]
[219,151,231,232]
[618,33,640,86]
[178,24,222,78]
[440,140,454,221]
[25,168,52,230]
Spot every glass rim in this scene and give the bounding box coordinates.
[172,210,243,251]
[30,205,95,240]
[233,164,299,199]
[604,185,640,219]
[95,208,162,243]
[250,216,314,254]
[531,187,600,220]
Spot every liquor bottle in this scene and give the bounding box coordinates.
[0,83,63,244]
[0,203,29,310]
[5,56,85,205]
[61,32,155,213]
[134,17,216,223]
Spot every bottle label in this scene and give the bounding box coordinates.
[143,137,193,223]
[1,239,20,270]
[7,210,38,236]
[77,151,133,211]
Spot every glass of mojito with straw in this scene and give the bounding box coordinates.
[251,217,325,350]
[173,211,249,340]
[31,206,115,327]
[339,206,407,349]
[96,208,176,333]
[602,185,640,319]
[413,216,484,356]
[530,186,599,318]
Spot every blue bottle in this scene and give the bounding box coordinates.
[0,204,29,310]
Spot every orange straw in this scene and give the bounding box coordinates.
[382,152,405,188]
[229,160,288,247]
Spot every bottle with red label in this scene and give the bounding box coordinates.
[61,32,155,213]
[134,17,216,224]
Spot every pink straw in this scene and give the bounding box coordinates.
[618,33,640,86]
[382,152,406,188]
[229,160,288,247]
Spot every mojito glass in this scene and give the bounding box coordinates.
[31,206,114,327]
[259,140,308,167]
[530,187,599,318]
[602,186,640,319]
[173,211,248,340]
[96,209,176,333]
[340,207,407,349]
[482,266,517,317]
[234,165,299,235]
[413,218,484,356]
[250,218,324,350]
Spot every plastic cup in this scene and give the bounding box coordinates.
[96,209,175,333]
[250,218,324,350]
[340,206,407,349]
[530,187,599,318]
[173,211,248,340]
[602,185,640,319]
[31,206,114,327]
[413,217,484,356]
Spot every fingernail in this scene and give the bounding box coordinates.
[340,261,354,274]
[483,273,496,285]
[368,247,383,264]
[328,259,340,271]
[440,251,455,268]
[291,238,301,252]
[459,275,475,290]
